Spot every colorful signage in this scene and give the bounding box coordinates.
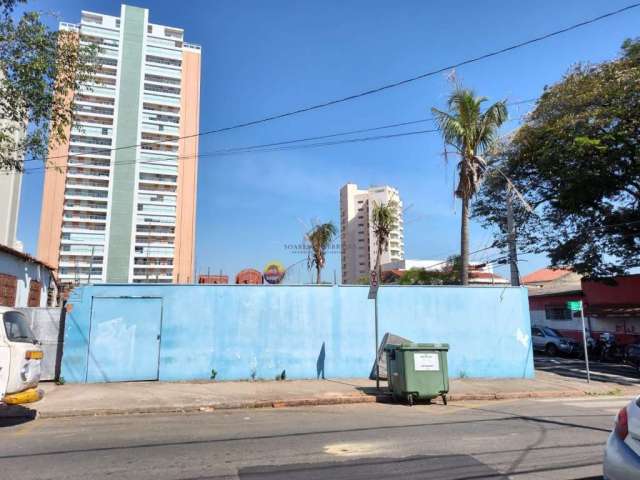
[263,261,285,284]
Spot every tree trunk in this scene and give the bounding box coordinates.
[460,196,470,286]
[316,265,321,284]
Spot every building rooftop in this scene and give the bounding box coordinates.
[521,268,574,284]
[0,243,55,271]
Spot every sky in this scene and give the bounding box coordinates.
[14,0,640,283]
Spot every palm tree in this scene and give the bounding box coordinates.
[371,201,399,277]
[431,87,507,285]
[306,222,337,284]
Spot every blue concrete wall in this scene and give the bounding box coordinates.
[61,284,534,383]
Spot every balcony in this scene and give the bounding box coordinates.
[67,168,110,180]
[66,178,109,190]
[64,188,109,200]
[74,103,114,117]
[61,223,106,233]
[141,142,178,154]
[135,237,174,246]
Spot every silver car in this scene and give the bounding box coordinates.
[603,396,640,479]
[531,326,580,356]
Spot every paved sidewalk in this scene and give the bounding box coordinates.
[2,370,637,419]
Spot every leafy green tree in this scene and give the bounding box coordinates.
[431,87,507,285]
[474,39,640,277]
[0,0,98,170]
[306,222,337,284]
[371,200,399,277]
[398,256,462,285]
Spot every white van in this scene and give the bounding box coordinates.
[0,307,44,405]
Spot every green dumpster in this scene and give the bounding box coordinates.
[384,342,449,406]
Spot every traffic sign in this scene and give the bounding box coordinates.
[567,300,583,312]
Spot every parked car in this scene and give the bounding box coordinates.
[626,344,640,370]
[603,396,640,479]
[531,325,580,356]
[0,307,44,405]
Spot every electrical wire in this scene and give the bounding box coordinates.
[17,2,640,163]
[8,111,532,176]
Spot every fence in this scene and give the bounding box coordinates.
[61,284,533,383]
[18,307,64,381]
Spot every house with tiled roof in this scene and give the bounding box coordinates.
[522,267,640,346]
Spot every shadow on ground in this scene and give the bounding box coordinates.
[238,454,604,480]
[0,405,37,427]
[239,455,507,480]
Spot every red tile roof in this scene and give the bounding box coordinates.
[521,268,573,284]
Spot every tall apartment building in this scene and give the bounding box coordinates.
[0,117,25,249]
[38,5,201,285]
[340,183,404,284]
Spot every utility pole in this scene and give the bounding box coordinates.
[506,185,520,286]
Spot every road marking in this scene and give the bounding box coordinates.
[536,396,636,403]
[565,400,630,411]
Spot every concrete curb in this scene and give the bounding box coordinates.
[0,389,606,419]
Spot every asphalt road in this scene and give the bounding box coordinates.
[534,355,640,386]
[1,395,632,480]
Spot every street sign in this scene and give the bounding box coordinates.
[567,300,583,312]
[368,270,379,300]
[566,299,591,383]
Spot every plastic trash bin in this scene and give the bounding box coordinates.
[384,342,449,406]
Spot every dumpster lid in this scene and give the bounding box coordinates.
[384,342,449,351]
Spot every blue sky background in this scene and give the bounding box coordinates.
[15,0,640,283]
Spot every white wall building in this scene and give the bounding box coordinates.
[340,183,404,284]
[0,116,25,249]
[0,245,57,308]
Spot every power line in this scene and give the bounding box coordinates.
[23,2,640,163]
[10,108,532,175]
[10,128,440,175]
[21,98,534,166]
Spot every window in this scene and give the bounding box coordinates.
[102,128,108,135]
[115,19,120,28]
[531,327,543,337]
[542,327,561,337]
[82,13,103,25]
[164,28,182,38]
[2,310,36,343]
[544,305,572,321]
[147,25,153,33]
[0,273,17,307]
[28,280,42,307]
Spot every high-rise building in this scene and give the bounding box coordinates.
[340,183,404,284]
[0,117,25,249]
[37,5,201,285]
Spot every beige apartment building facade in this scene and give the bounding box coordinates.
[340,183,404,284]
[38,5,200,285]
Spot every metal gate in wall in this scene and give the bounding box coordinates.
[86,297,163,383]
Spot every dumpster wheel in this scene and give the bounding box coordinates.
[406,394,414,407]
[442,394,448,405]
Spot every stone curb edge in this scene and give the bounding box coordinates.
[0,389,600,419]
